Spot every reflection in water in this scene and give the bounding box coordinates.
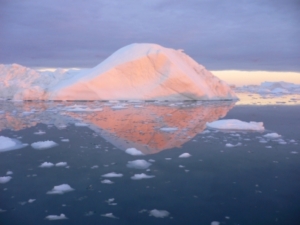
[0,101,235,154]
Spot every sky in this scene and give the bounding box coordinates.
[0,0,299,72]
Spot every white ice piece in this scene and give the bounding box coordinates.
[101,172,123,178]
[0,176,12,184]
[131,173,155,180]
[149,209,170,218]
[101,213,118,219]
[127,160,152,169]
[47,184,74,194]
[160,127,178,132]
[263,133,281,138]
[179,153,191,158]
[45,214,68,220]
[207,119,264,131]
[125,148,144,156]
[31,141,58,150]
[101,179,114,184]
[39,162,54,168]
[211,222,220,225]
[0,136,27,152]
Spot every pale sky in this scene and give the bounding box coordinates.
[0,0,299,72]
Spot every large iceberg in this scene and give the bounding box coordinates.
[0,44,237,101]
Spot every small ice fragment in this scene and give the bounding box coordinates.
[127,160,151,169]
[101,172,123,178]
[101,213,118,219]
[265,146,272,148]
[264,133,281,138]
[225,143,241,147]
[28,199,36,203]
[61,139,69,142]
[6,171,13,175]
[47,184,74,194]
[179,153,191,158]
[34,130,46,135]
[0,209,6,213]
[165,158,172,160]
[91,165,98,169]
[0,136,27,152]
[160,127,178,132]
[0,176,12,184]
[55,162,67,167]
[101,179,114,184]
[290,151,298,154]
[45,214,68,220]
[211,221,220,225]
[31,141,58,150]
[125,148,144,156]
[148,159,155,162]
[131,173,155,180]
[207,119,264,131]
[39,162,54,168]
[149,209,170,218]
[179,165,185,168]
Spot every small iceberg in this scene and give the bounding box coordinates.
[125,148,144,156]
[127,160,152,169]
[149,209,170,218]
[47,184,74,194]
[0,136,27,152]
[39,162,54,168]
[131,173,155,180]
[31,141,58,150]
[207,119,264,131]
[45,214,68,220]
[101,172,123,178]
[0,176,12,184]
[263,133,281,138]
[179,153,191,158]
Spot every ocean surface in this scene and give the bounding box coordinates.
[0,99,299,225]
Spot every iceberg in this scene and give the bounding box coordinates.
[0,44,237,101]
[207,119,265,131]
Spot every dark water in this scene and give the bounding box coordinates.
[0,102,299,225]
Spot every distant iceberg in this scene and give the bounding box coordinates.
[0,43,237,101]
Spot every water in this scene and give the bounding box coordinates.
[0,101,299,225]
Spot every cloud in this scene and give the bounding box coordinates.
[0,0,299,71]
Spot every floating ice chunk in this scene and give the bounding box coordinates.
[207,119,264,131]
[34,130,46,135]
[160,127,178,132]
[6,171,13,175]
[125,148,144,156]
[0,209,6,213]
[127,160,152,169]
[91,165,98,169]
[66,107,102,112]
[40,162,54,168]
[0,176,12,184]
[101,179,114,184]
[165,158,172,160]
[111,105,126,109]
[47,184,74,194]
[179,165,185,168]
[225,143,242,147]
[31,141,58,150]
[45,214,68,220]
[61,139,69,142]
[149,209,170,218]
[263,133,281,138]
[101,213,118,219]
[211,222,220,225]
[148,159,155,162]
[101,172,123,178]
[75,122,88,126]
[290,151,298,154]
[179,153,191,158]
[131,173,155,180]
[28,199,36,203]
[0,136,27,152]
[55,162,67,167]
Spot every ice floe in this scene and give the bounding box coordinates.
[101,179,114,184]
[45,214,68,220]
[131,173,155,180]
[0,176,12,184]
[211,221,220,225]
[55,162,68,167]
[179,153,191,158]
[101,213,118,219]
[39,162,54,168]
[207,119,264,131]
[127,160,152,169]
[125,148,144,156]
[34,130,46,135]
[0,136,27,152]
[225,143,242,147]
[263,133,281,138]
[31,140,58,150]
[160,127,178,132]
[149,209,170,218]
[28,199,36,203]
[6,171,13,175]
[101,172,123,178]
[47,184,74,194]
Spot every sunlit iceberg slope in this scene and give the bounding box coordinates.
[1,43,237,100]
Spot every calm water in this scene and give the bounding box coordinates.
[0,101,299,225]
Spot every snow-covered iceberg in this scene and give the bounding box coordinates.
[0,44,237,101]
